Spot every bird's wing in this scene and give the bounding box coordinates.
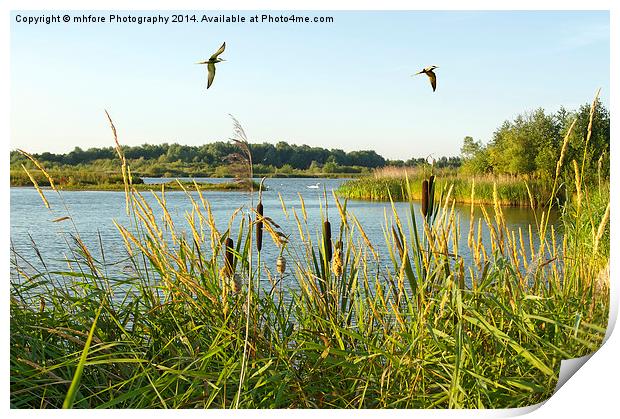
[207,63,216,89]
[209,42,226,60]
[428,71,437,92]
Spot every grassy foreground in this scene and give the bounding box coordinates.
[10,110,610,408]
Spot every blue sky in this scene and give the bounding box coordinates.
[10,10,610,159]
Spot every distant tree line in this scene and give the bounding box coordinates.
[459,100,610,184]
[11,141,393,171]
[14,98,607,181]
[386,156,462,169]
[11,139,464,175]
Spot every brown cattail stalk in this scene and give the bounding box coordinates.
[323,220,332,262]
[224,237,234,278]
[256,202,264,252]
[421,180,429,217]
[428,174,435,211]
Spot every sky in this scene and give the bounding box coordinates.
[10,10,610,160]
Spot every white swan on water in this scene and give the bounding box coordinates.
[307,182,320,189]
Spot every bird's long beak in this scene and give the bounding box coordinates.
[195,61,208,64]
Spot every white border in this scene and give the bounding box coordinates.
[2,1,617,417]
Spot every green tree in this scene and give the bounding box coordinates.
[460,136,490,175]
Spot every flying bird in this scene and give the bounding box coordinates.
[413,65,439,92]
[197,42,226,89]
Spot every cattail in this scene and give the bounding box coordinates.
[256,201,264,252]
[323,220,332,262]
[332,240,343,277]
[276,255,286,275]
[428,175,435,216]
[428,175,435,197]
[421,180,429,217]
[223,237,234,278]
[39,297,45,313]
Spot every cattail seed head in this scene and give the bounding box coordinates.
[332,240,343,277]
[428,175,435,212]
[256,202,264,252]
[276,255,286,275]
[323,220,332,262]
[223,237,234,278]
[421,180,429,217]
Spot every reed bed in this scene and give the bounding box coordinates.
[10,108,609,409]
[337,170,554,207]
[10,168,259,192]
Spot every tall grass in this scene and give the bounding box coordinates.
[10,105,609,408]
[337,169,555,207]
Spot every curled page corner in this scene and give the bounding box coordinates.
[554,354,594,393]
[499,401,545,417]
[553,266,616,395]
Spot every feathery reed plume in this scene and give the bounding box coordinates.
[580,88,601,181]
[421,179,429,217]
[104,110,131,215]
[593,201,610,256]
[230,116,255,409]
[555,118,577,181]
[226,115,254,192]
[21,164,50,209]
[17,149,56,190]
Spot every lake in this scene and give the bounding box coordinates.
[10,178,555,286]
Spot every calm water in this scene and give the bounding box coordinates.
[10,178,554,285]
